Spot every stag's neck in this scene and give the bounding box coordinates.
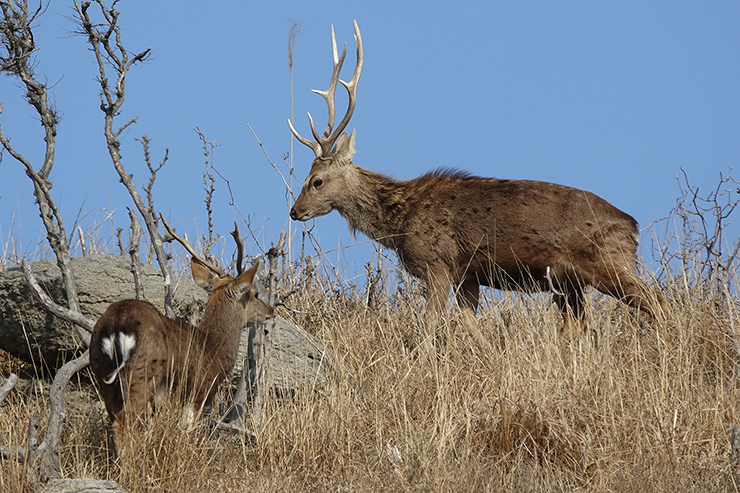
[336,165,412,248]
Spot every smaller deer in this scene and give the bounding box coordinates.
[89,220,273,447]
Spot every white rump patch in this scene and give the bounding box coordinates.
[101,332,137,384]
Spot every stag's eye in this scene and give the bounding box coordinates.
[313,178,323,188]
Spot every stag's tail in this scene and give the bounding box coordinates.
[98,332,136,384]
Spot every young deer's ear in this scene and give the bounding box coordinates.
[236,263,259,286]
[191,258,218,291]
[333,129,356,165]
[231,263,260,300]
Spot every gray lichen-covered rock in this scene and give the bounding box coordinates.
[0,255,206,368]
[41,478,129,493]
[244,315,333,392]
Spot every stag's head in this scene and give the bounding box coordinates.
[288,20,363,222]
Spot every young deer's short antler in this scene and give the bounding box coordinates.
[288,19,363,160]
[159,213,227,277]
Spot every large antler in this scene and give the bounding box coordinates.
[288,20,363,160]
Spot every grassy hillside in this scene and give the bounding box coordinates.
[1,246,739,492]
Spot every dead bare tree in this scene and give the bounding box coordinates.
[0,0,208,483]
[0,1,98,483]
[71,0,183,319]
[0,0,89,346]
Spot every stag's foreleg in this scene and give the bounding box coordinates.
[421,275,451,352]
[553,283,589,343]
[455,277,493,352]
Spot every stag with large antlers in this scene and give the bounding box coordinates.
[89,220,273,448]
[288,21,667,345]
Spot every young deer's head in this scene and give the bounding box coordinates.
[288,20,363,222]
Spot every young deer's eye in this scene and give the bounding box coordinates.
[313,178,323,188]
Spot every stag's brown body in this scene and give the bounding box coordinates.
[90,258,273,445]
[289,21,667,341]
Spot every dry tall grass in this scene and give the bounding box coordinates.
[2,257,739,492]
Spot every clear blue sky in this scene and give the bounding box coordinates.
[1,1,738,279]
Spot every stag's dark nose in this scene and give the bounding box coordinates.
[290,208,298,220]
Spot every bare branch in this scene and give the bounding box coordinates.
[21,260,95,341]
[137,134,169,215]
[0,2,81,321]
[73,0,176,317]
[127,207,144,299]
[0,443,26,462]
[194,127,221,254]
[33,350,90,481]
[267,231,287,307]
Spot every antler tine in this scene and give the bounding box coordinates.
[288,117,322,158]
[328,19,363,146]
[230,222,245,276]
[159,213,227,278]
[287,21,362,160]
[312,24,348,140]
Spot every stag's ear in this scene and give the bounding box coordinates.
[333,129,356,165]
[191,258,218,291]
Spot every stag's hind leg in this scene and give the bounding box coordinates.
[111,362,167,451]
[598,268,668,323]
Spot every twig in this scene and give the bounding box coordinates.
[77,226,87,256]
[545,266,565,297]
[248,123,292,201]
[0,374,18,405]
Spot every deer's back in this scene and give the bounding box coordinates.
[391,172,639,282]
